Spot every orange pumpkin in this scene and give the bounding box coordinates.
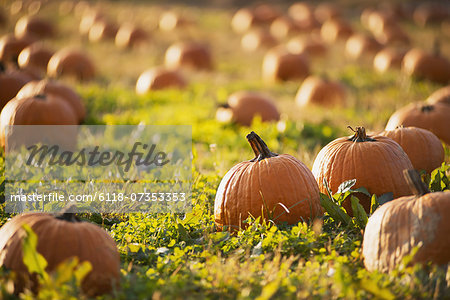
[14,16,55,40]
[231,6,279,34]
[402,48,450,84]
[288,2,319,30]
[88,20,118,42]
[16,79,85,123]
[47,48,95,81]
[373,48,406,73]
[214,131,322,230]
[216,91,279,126]
[270,16,300,39]
[0,94,78,148]
[159,11,191,32]
[373,24,410,45]
[115,23,148,49]
[0,34,33,64]
[380,126,444,173]
[345,33,382,60]
[413,3,449,27]
[426,86,450,106]
[295,75,346,107]
[0,212,120,296]
[320,18,353,43]
[241,29,277,52]
[314,2,340,23]
[79,10,104,36]
[165,42,213,71]
[262,46,309,83]
[363,170,450,272]
[312,126,413,213]
[18,43,53,72]
[287,35,327,57]
[0,64,32,110]
[385,102,450,145]
[136,67,186,93]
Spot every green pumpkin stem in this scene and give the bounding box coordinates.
[247,131,278,162]
[403,169,429,196]
[348,126,375,142]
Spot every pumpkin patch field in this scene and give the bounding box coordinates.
[0,0,450,299]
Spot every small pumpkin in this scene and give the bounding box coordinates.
[79,10,104,36]
[115,23,148,49]
[231,6,279,34]
[215,91,279,126]
[17,43,53,72]
[262,46,309,83]
[165,42,213,71]
[286,35,327,58]
[241,29,277,52]
[47,48,95,81]
[345,33,382,60]
[0,93,78,147]
[16,79,86,123]
[0,34,33,64]
[364,11,397,36]
[159,11,191,32]
[288,2,319,29]
[270,16,300,39]
[214,131,322,230]
[426,85,450,106]
[373,48,406,73]
[312,126,413,214]
[0,211,120,296]
[402,47,450,84]
[88,19,118,43]
[385,102,450,145]
[363,170,450,272]
[0,63,32,110]
[373,24,410,45]
[380,126,444,174]
[295,75,346,107]
[14,16,55,40]
[320,18,353,43]
[314,2,340,23]
[136,67,186,93]
[413,3,449,27]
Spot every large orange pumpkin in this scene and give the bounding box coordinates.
[47,48,95,81]
[363,170,450,272]
[262,46,309,83]
[402,48,450,84]
[380,126,444,174]
[312,126,413,213]
[295,75,346,107]
[385,102,450,145]
[0,64,32,110]
[214,131,322,230]
[16,79,85,123]
[426,85,450,106]
[165,42,213,71]
[136,67,186,93]
[215,91,279,126]
[0,212,120,296]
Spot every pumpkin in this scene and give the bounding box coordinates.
[252,4,280,24]
[0,212,120,296]
[0,94,78,148]
[136,67,186,93]
[402,47,450,84]
[314,3,340,23]
[47,48,95,81]
[241,29,277,52]
[79,10,104,36]
[262,46,309,83]
[312,126,413,214]
[413,3,449,27]
[363,170,450,272]
[0,7,7,27]
[115,23,148,49]
[16,79,86,123]
[320,18,353,43]
[295,75,346,107]
[345,33,382,60]
[14,16,55,40]
[385,102,450,145]
[214,131,322,230]
[270,16,299,39]
[0,63,32,110]
[364,11,397,36]
[287,35,327,58]
[373,48,406,73]
[159,11,191,32]
[288,2,319,29]
[17,43,53,72]
[373,24,410,45]
[88,19,118,42]
[0,34,33,64]
[231,6,279,34]
[380,126,444,174]
[215,91,279,126]
[426,86,450,106]
[165,42,212,71]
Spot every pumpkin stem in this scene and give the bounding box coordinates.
[35,94,46,100]
[348,126,375,142]
[246,131,278,162]
[420,104,434,112]
[217,103,231,109]
[403,169,429,196]
[55,205,81,222]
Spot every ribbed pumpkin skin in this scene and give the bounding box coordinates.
[0,213,120,296]
[312,129,413,212]
[363,191,450,272]
[214,133,322,231]
[380,127,444,173]
[385,102,450,145]
[426,85,450,106]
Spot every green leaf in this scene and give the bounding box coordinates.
[370,194,379,215]
[350,196,368,228]
[320,193,351,226]
[377,192,393,206]
[337,179,356,194]
[22,224,48,279]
